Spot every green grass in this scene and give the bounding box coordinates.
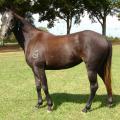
[0,45,120,120]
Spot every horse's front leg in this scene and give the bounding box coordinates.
[39,67,53,111]
[32,66,43,108]
[32,65,53,111]
[82,70,98,113]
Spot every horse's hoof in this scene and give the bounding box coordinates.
[35,103,43,109]
[108,103,113,108]
[108,99,113,108]
[47,106,53,113]
[35,104,41,109]
[82,106,91,113]
[82,108,88,113]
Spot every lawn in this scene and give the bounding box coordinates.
[0,45,120,120]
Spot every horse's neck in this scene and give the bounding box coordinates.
[13,22,24,50]
[13,20,34,51]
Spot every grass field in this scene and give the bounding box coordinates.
[0,45,120,120]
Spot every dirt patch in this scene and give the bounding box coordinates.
[0,44,22,53]
[112,41,120,45]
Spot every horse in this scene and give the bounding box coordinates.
[0,9,112,113]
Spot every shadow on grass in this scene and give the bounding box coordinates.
[1,93,120,112]
[51,93,120,111]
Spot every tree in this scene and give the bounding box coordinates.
[32,0,55,27]
[33,0,84,34]
[53,0,84,34]
[115,0,120,20]
[0,0,33,22]
[0,0,84,35]
[83,0,117,36]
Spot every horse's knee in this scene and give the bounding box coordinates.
[42,85,48,92]
[88,70,97,79]
[90,82,98,93]
[88,70,98,89]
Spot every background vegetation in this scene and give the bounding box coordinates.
[0,0,120,35]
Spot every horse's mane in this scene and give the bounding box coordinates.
[13,12,33,28]
[12,11,49,33]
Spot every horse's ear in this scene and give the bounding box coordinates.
[4,7,14,14]
[4,7,10,12]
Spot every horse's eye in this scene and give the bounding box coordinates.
[7,21,9,24]
[11,19,14,23]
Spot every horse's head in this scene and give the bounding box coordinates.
[0,9,14,39]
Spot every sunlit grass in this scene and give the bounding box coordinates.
[0,45,120,120]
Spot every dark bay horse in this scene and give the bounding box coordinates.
[0,9,112,112]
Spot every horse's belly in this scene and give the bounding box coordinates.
[45,55,82,70]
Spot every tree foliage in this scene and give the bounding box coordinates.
[32,0,84,34]
[0,0,119,36]
[32,0,55,27]
[53,0,84,34]
[0,0,32,14]
[115,0,120,20]
[83,0,118,36]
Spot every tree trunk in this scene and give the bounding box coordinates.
[102,16,106,36]
[66,16,72,35]
[67,21,70,34]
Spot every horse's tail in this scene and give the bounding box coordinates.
[104,41,112,97]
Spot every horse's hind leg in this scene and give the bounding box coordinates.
[82,69,98,113]
[98,67,112,106]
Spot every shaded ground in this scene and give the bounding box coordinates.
[0,44,22,52]
[112,41,120,45]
